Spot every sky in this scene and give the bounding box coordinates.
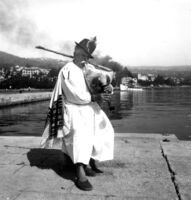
[0,0,191,66]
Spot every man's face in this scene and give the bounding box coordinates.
[74,47,89,65]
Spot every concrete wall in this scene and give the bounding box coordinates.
[0,92,52,107]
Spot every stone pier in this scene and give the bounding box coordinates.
[0,92,51,107]
[0,133,190,200]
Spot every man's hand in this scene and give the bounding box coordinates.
[103,84,113,94]
[91,84,113,102]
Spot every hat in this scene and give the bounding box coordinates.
[75,37,97,58]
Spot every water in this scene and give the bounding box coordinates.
[111,87,191,140]
[0,87,191,140]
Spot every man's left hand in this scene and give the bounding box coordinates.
[103,84,113,94]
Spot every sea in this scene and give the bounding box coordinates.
[0,87,191,140]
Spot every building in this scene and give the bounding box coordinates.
[22,67,41,78]
[39,68,50,75]
[147,74,156,82]
[121,76,138,87]
[0,75,5,82]
[121,77,132,85]
[15,65,24,72]
[137,73,148,81]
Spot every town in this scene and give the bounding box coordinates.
[0,65,56,90]
[0,64,190,91]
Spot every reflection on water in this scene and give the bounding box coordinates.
[0,101,49,136]
[0,87,191,140]
[109,91,134,120]
[110,88,191,140]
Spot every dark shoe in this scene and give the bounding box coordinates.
[89,158,103,174]
[75,178,93,191]
[92,167,103,173]
[85,167,97,177]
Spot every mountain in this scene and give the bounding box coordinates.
[129,65,191,72]
[0,51,67,69]
[128,65,191,79]
[0,51,26,65]
[1,50,191,76]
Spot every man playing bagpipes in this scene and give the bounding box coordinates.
[40,37,114,191]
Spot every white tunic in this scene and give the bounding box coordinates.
[41,62,114,165]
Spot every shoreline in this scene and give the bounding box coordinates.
[114,84,191,90]
[0,91,52,108]
[0,88,52,93]
[0,85,190,112]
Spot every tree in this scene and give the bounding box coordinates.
[153,75,165,85]
[48,68,60,77]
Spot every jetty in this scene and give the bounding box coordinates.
[0,133,190,200]
[0,91,52,107]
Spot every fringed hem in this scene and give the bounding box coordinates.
[40,124,67,149]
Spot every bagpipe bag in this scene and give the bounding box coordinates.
[83,63,114,94]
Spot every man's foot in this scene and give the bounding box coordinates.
[89,158,103,173]
[75,178,93,191]
[75,163,93,191]
[91,167,103,173]
[84,167,96,177]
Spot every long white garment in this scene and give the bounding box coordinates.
[41,62,114,165]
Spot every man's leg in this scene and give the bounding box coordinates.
[89,158,103,173]
[75,163,93,191]
[76,163,87,181]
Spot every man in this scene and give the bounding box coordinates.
[41,37,114,191]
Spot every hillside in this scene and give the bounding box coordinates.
[129,65,191,72]
[0,51,26,65]
[0,51,67,69]
[129,65,191,79]
[1,50,191,77]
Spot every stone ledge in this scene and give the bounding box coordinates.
[0,134,182,200]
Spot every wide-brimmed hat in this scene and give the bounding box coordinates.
[75,37,97,58]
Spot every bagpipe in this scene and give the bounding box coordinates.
[82,62,113,94]
[36,46,114,94]
[36,46,115,113]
